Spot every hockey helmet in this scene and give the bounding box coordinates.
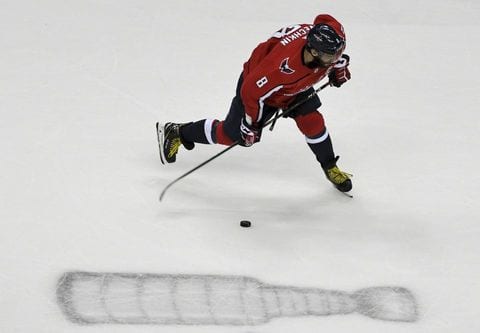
[306,24,345,65]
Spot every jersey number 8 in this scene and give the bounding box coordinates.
[256,76,268,88]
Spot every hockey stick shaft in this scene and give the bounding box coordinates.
[159,81,330,201]
[263,81,330,127]
[159,143,238,201]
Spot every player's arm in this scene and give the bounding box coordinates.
[238,66,283,146]
[240,65,284,124]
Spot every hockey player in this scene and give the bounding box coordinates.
[157,14,352,193]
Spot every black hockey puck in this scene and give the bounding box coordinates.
[240,220,251,228]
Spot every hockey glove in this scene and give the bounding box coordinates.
[329,54,351,88]
[239,115,260,147]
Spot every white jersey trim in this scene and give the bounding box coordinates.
[204,119,215,144]
[305,129,329,144]
[257,85,284,122]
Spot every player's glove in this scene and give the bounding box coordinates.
[239,115,260,147]
[329,54,351,88]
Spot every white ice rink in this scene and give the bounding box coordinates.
[1,1,479,332]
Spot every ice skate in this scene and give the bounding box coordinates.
[323,157,352,192]
[156,122,194,164]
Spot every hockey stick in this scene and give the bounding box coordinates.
[159,81,331,202]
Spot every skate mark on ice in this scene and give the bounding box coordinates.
[56,271,419,325]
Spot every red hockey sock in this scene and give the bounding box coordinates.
[215,121,235,146]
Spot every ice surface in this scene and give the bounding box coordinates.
[1,1,480,332]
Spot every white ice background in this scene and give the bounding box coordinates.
[1,0,480,332]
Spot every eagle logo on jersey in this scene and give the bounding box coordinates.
[279,58,295,74]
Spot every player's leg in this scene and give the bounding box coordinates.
[157,75,244,164]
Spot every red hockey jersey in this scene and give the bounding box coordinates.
[241,14,346,124]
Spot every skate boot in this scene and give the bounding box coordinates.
[322,156,352,192]
[156,122,194,164]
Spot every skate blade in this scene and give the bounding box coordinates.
[156,122,167,165]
